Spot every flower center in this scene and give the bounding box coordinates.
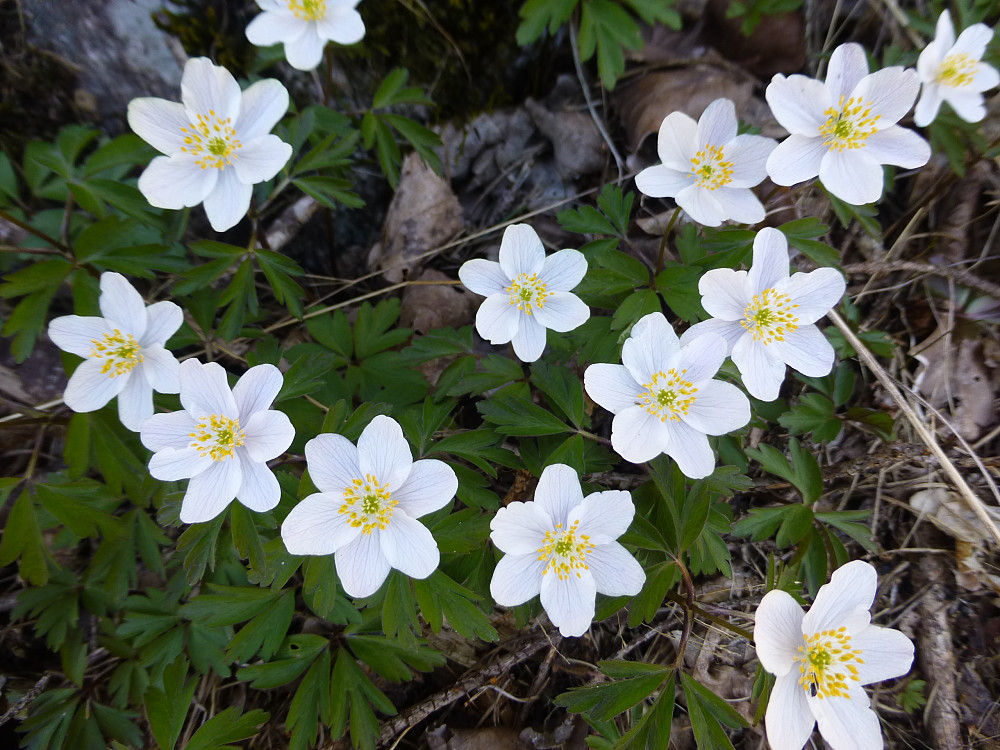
[797,627,864,699]
[287,0,326,20]
[741,288,799,345]
[537,521,595,580]
[637,369,698,422]
[819,95,880,151]
[189,414,245,462]
[340,474,397,535]
[179,110,242,170]
[935,53,977,88]
[506,273,549,316]
[689,145,734,190]
[89,330,144,378]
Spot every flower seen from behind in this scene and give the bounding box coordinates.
[765,43,930,205]
[128,57,293,232]
[754,560,914,750]
[459,224,590,362]
[635,98,777,227]
[140,360,295,523]
[489,463,644,637]
[584,312,751,478]
[680,228,846,402]
[914,10,999,126]
[280,415,457,598]
[48,272,182,431]
[246,0,365,71]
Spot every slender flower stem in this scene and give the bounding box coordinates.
[655,207,682,276]
[0,209,71,253]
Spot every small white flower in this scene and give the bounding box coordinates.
[140,360,295,524]
[128,57,293,232]
[489,463,644,638]
[584,312,750,478]
[459,224,590,362]
[754,560,914,750]
[48,272,182,431]
[765,43,931,205]
[635,98,777,227]
[246,0,365,71]
[681,228,845,402]
[914,10,999,126]
[280,415,457,598]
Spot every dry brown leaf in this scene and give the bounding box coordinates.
[399,269,475,334]
[703,0,806,78]
[912,332,994,440]
[524,98,604,180]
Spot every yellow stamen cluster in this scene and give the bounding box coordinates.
[819,95,880,151]
[689,145,734,190]
[189,414,245,462]
[537,521,595,580]
[935,53,977,88]
[179,110,242,170]
[287,0,327,20]
[90,330,143,378]
[797,627,864,699]
[340,474,397,535]
[506,272,549,316]
[741,288,800,345]
[637,369,698,422]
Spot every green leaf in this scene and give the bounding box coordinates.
[531,361,586,427]
[145,656,198,750]
[185,708,269,750]
[0,487,48,585]
[413,570,498,641]
[556,668,668,721]
[778,393,842,443]
[611,289,661,331]
[287,648,331,750]
[176,514,226,585]
[237,635,329,689]
[293,175,365,209]
[681,672,746,750]
[477,388,571,436]
[226,590,295,662]
[516,0,579,45]
[746,437,823,504]
[616,671,674,750]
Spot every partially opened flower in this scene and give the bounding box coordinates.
[914,10,999,126]
[246,0,365,71]
[635,98,777,227]
[281,415,457,598]
[489,464,644,637]
[140,360,294,523]
[459,224,590,362]
[765,43,930,205]
[48,272,182,431]
[584,312,750,478]
[754,560,914,750]
[680,228,845,401]
[128,57,293,232]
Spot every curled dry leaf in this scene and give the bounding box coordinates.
[524,98,604,180]
[399,269,476,334]
[912,333,994,440]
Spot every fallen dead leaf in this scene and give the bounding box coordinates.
[524,97,604,180]
[703,0,806,78]
[399,269,475,334]
[912,331,994,441]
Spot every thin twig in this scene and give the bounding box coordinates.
[844,260,1000,300]
[0,209,70,252]
[0,673,53,727]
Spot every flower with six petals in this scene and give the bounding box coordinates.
[246,0,365,72]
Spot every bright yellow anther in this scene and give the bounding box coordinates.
[935,53,977,88]
[741,288,800,345]
[537,521,595,580]
[189,414,245,462]
[797,628,864,699]
[286,0,326,20]
[90,329,143,378]
[819,95,880,152]
[506,272,549,316]
[179,112,242,170]
[340,474,397,535]
[637,369,698,422]
[689,145,734,190]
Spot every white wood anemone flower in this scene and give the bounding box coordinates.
[128,57,293,232]
[48,272,182,432]
[680,228,846,402]
[458,224,590,362]
[140,360,295,524]
[765,43,930,205]
[280,415,457,598]
[914,10,999,127]
[583,312,750,478]
[489,463,644,638]
[246,0,365,71]
[754,560,914,750]
[635,98,777,227]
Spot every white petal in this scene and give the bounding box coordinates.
[243,409,294,461]
[541,569,597,637]
[237,79,290,141]
[232,135,291,184]
[934,10,956,52]
[754,589,805,676]
[179,360,237,417]
[391,459,457,518]
[203,168,253,232]
[826,43,869,102]
[149,446,211,481]
[380,513,439,580]
[852,625,914,685]
[490,500,551,554]
[540,248,587,292]
[117,369,152,431]
[138,155,218,210]
[475,294,520,345]
[662,420,715,479]
[498,224,544,279]
[726,134,777,187]
[778,267,846,324]
[281,491,361,555]
[245,9,306,46]
[697,98,737,147]
[180,459,242,523]
[586,542,645,597]
[491,552,545,606]
[679,318,746,353]
[765,74,828,134]
[141,411,197,452]
[970,63,1000,93]
[511,316,547,362]
[917,39,947,83]
[534,463,584,528]
[951,22,993,61]
[697,268,749,320]
[676,330,726,383]
[533,291,589,333]
[140,345,180,394]
[802,560,876,636]
[810,683,882,750]
[100,272,147,336]
[821,149,885,206]
[944,90,988,122]
[142,301,183,347]
[765,672,816,750]
[584,363,642,414]
[610,407,671,464]
[235,451,281,512]
[683,380,750,435]
[634,164,692,198]
[284,23,327,71]
[853,68,919,127]
[713,187,766,225]
[622,312,679,383]
[766,135,827,187]
[358,415,412,490]
[459,259,508,297]
[181,57,241,121]
[49,316,113,357]
[305,433,361,494]
[336,532,392,598]
[64,358,128,412]
[233,364,283,418]
[318,7,366,45]
[913,86,943,127]
[127,98,189,155]
[733,335,786,401]
[656,111,698,170]
[569,490,634,545]
[768,325,836,378]
[676,184,726,227]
